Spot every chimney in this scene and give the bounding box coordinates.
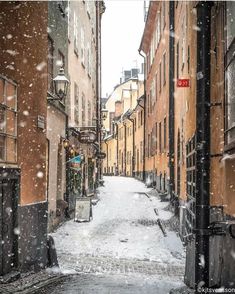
[115,100,123,118]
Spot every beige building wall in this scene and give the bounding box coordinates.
[47,105,66,230]
[102,136,117,175]
[103,79,144,133]
[68,1,97,128]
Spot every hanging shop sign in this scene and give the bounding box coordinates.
[68,155,82,171]
[177,79,190,87]
[78,131,97,144]
[96,152,106,159]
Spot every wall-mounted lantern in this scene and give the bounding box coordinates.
[62,138,70,149]
[101,108,108,120]
[50,68,69,101]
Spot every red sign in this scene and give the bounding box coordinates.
[177,79,190,87]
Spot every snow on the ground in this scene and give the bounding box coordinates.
[52,176,185,266]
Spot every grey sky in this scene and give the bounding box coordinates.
[101,0,145,98]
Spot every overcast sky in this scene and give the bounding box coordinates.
[101,0,146,98]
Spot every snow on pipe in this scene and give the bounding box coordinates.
[157,218,167,237]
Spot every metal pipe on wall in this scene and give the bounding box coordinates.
[195,1,213,290]
[169,0,175,203]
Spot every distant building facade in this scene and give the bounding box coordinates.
[102,76,144,178]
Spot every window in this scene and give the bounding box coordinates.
[81,27,85,66]
[155,73,158,100]
[67,0,71,41]
[0,76,17,163]
[140,141,143,162]
[87,45,91,77]
[82,92,86,126]
[155,122,158,152]
[164,117,167,150]
[74,12,78,54]
[163,53,166,85]
[159,62,162,92]
[88,101,91,126]
[48,36,54,93]
[74,83,79,125]
[225,2,235,147]
[159,122,162,153]
[58,50,65,68]
[187,46,190,74]
[176,42,179,79]
[182,19,186,70]
[162,1,166,30]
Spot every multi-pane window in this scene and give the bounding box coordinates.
[155,122,158,152]
[58,50,65,69]
[187,46,190,74]
[74,83,79,125]
[0,76,17,163]
[48,36,54,93]
[81,27,85,66]
[67,0,71,41]
[159,122,162,153]
[74,11,78,54]
[176,42,179,79]
[225,2,235,147]
[140,141,143,162]
[87,45,91,77]
[81,92,86,126]
[155,73,158,101]
[159,62,162,92]
[163,53,166,85]
[88,101,91,126]
[155,16,161,47]
[148,134,150,157]
[162,1,166,30]
[164,117,167,150]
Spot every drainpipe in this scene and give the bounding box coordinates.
[65,114,70,218]
[127,115,135,177]
[95,1,100,185]
[104,140,108,174]
[138,50,146,182]
[115,123,119,175]
[124,123,127,176]
[169,1,175,202]
[195,2,213,290]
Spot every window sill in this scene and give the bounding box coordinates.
[74,49,79,57]
[224,140,235,154]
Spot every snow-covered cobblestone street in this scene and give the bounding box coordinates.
[50,176,186,293]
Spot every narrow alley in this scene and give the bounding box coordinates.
[44,176,185,293]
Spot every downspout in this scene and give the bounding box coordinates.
[169,1,175,202]
[104,140,108,174]
[138,50,146,182]
[127,115,135,177]
[124,123,127,176]
[95,1,100,184]
[65,113,70,218]
[116,123,119,175]
[195,2,213,290]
